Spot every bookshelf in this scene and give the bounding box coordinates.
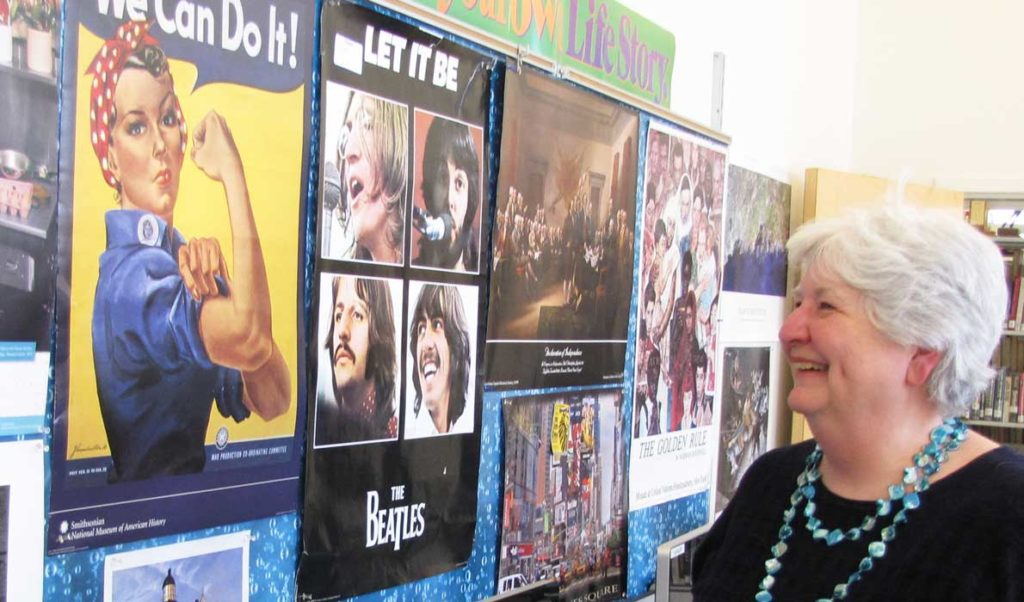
[968,420,1024,429]
[966,332,1024,427]
[966,202,1024,434]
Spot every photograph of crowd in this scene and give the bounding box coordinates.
[488,69,637,342]
[715,345,771,513]
[722,165,791,297]
[632,125,726,437]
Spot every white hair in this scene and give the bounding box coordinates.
[788,204,1005,416]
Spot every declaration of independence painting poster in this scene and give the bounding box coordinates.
[49,0,311,552]
[486,67,638,390]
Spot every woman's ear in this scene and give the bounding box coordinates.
[106,146,121,185]
[907,347,941,387]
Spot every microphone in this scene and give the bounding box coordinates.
[413,206,454,242]
[323,160,343,214]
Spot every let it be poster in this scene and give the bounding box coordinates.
[48,0,311,552]
[297,3,493,599]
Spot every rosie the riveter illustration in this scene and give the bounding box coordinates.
[86,21,289,482]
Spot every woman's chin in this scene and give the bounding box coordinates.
[122,194,176,221]
[159,194,177,214]
[786,389,827,417]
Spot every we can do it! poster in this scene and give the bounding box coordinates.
[49,0,312,552]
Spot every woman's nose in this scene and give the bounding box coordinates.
[779,304,808,346]
[153,129,168,157]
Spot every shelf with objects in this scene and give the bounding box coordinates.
[0,1,60,433]
[964,197,1024,451]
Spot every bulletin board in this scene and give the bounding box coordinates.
[28,1,749,601]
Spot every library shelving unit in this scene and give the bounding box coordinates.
[968,232,1024,452]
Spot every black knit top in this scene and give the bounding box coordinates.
[693,440,1024,601]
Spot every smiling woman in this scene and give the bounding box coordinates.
[86,20,289,482]
[693,204,1024,602]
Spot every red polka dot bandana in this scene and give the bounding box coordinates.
[85,20,187,189]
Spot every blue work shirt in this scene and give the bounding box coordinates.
[92,210,249,482]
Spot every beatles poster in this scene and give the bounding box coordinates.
[297,4,492,598]
[0,2,60,435]
[499,389,627,601]
[48,0,312,552]
[629,122,727,510]
[486,68,638,390]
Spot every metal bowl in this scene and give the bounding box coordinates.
[0,150,30,180]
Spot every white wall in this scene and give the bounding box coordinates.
[625,0,1024,197]
[852,0,1024,194]
[619,0,860,192]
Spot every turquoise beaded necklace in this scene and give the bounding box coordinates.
[754,417,968,602]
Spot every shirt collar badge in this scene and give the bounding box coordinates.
[137,214,160,247]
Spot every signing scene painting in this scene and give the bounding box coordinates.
[486,68,638,389]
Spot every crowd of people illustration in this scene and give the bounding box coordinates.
[634,132,724,437]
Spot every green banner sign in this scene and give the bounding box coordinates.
[411,0,675,107]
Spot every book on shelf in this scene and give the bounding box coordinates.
[968,368,1024,424]
[1003,248,1024,331]
[985,371,999,420]
[1010,275,1022,330]
[1004,370,1012,421]
[1010,374,1020,424]
[1015,276,1024,332]
[1017,372,1024,423]
[978,385,991,420]
[969,200,987,227]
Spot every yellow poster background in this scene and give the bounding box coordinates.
[66,27,302,460]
